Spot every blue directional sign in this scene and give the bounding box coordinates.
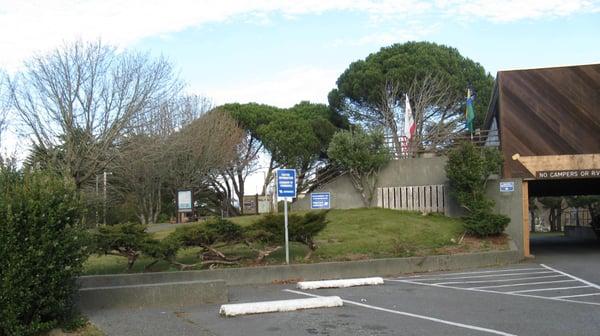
[277,169,296,198]
[311,192,330,209]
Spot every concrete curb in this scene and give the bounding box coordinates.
[79,242,521,289]
[219,296,343,317]
[297,277,384,290]
[77,279,227,311]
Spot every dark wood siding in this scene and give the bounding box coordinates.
[495,64,600,178]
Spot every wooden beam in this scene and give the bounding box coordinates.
[522,181,530,257]
[513,153,600,177]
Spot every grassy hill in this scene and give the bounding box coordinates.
[83,208,508,275]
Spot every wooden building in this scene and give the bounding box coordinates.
[483,64,600,256]
[484,64,600,194]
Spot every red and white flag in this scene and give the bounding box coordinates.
[404,94,415,140]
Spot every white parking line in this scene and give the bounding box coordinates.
[436,275,565,285]
[470,279,576,290]
[540,264,600,290]
[388,279,600,306]
[284,289,517,336]
[507,285,590,294]
[553,292,600,299]
[413,271,554,282]
[397,267,544,279]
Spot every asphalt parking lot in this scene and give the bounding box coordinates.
[87,237,600,336]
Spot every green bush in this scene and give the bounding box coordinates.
[247,211,329,252]
[0,169,88,336]
[445,142,509,236]
[91,223,154,270]
[464,209,511,236]
[328,126,390,207]
[170,217,243,247]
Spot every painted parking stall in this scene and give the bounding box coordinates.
[389,264,600,306]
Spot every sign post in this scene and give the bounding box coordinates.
[276,169,296,264]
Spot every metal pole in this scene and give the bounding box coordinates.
[284,198,289,264]
[95,175,99,227]
[103,172,107,226]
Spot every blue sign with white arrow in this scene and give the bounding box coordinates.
[311,192,330,209]
[277,169,296,198]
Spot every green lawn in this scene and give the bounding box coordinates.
[83,208,508,275]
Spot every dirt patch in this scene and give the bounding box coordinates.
[435,234,509,255]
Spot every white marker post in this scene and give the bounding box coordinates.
[276,169,296,265]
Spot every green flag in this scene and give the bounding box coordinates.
[466,88,475,132]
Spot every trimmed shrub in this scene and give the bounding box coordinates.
[445,142,509,236]
[162,218,244,269]
[171,217,244,247]
[91,223,154,270]
[246,211,329,259]
[0,169,88,336]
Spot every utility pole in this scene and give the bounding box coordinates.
[103,171,112,226]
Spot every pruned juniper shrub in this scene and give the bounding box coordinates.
[245,211,329,261]
[0,168,89,336]
[163,218,244,269]
[90,223,155,270]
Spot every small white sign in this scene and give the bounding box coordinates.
[177,190,193,212]
[499,181,515,193]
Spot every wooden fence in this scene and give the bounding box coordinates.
[376,185,446,213]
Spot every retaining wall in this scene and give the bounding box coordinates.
[77,279,227,311]
[79,242,520,290]
[292,157,463,217]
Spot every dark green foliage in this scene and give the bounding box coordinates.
[445,142,509,236]
[0,169,88,336]
[292,211,329,251]
[222,102,346,191]
[463,209,511,237]
[330,41,494,128]
[247,211,329,251]
[91,223,154,270]
[328,126,390,206]
[170,218,244,247]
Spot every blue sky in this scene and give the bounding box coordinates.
[1,0,600,160]
[122,2,600,107]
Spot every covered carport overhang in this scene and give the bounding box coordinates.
[528,178,600,197]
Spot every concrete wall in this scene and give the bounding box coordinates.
[79,246,520,288]
[486,177,525,255]
[77,279,227,311]
[293,157,526,255]
[293,156,462,216]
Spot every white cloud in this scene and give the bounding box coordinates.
[200,66,340,108]
[332,23,441,47]
[2,0,594,70]
[0,0,427,70]
[436,0,600,22]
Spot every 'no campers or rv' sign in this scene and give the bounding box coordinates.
[536,169,600,180]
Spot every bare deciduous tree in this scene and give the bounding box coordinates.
[374,74,462,158]
[8,40,182,189]
[218,134,261,214]
[0,70,8,147]
[111,101,242,224]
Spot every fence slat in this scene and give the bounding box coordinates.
[431,185,439,212]
[376,185,445,213]
[438,185,445,211]
[424,186,431,212]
